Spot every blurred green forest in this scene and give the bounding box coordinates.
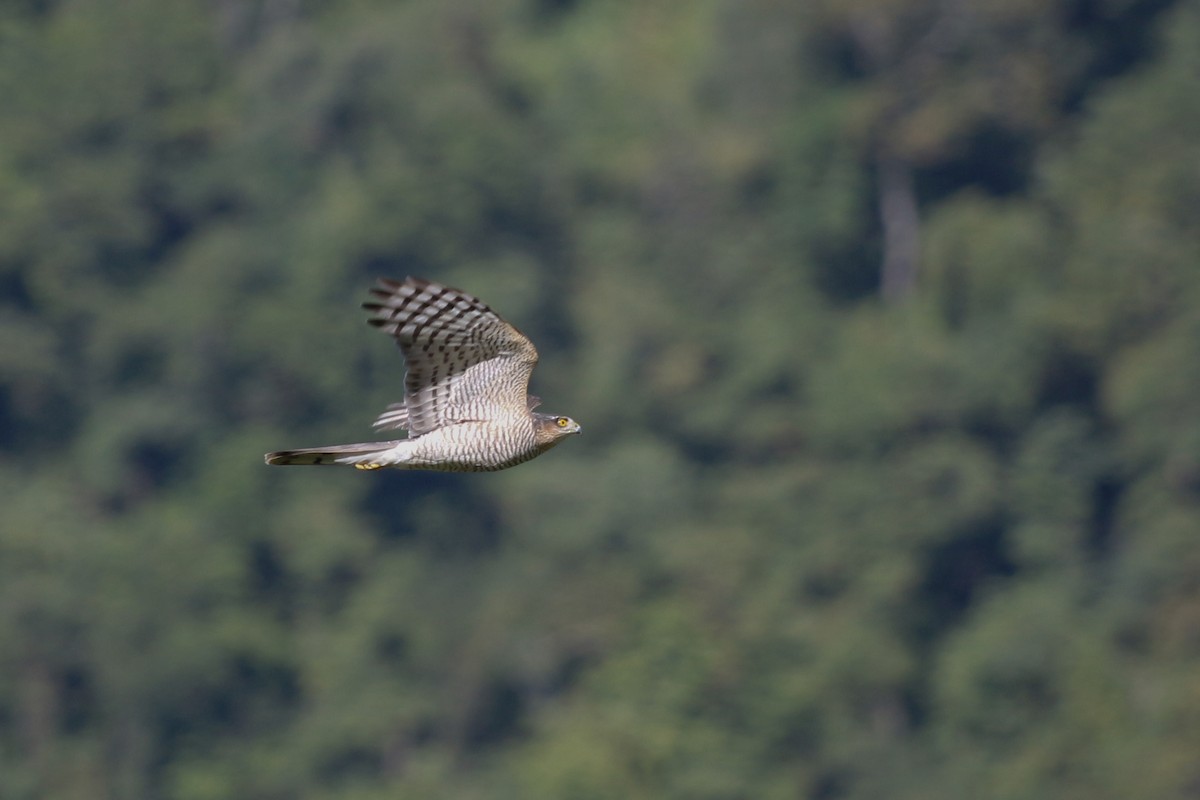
[2,0,1199,797]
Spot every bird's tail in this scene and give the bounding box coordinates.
[264,440,403,468]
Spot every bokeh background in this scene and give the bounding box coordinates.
[2,0,1199,797]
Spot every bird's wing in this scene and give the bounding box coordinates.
[363,277,539,437]
[371,402,410,431]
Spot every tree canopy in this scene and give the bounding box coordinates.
[1,0,1198,797]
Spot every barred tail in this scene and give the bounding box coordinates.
[264,440,402,467]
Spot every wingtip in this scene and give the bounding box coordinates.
[367,276,434,300]
[373,275,428,285]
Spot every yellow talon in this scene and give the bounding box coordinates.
[355,463,383,471]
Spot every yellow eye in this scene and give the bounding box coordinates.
[556,417,569,428]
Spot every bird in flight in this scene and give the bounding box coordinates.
[265,277,581,471]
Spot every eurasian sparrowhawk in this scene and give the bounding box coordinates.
[265,277,581,471]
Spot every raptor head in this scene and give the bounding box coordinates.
[535,413,582,445]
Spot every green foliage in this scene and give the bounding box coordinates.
[2,0,1199,798]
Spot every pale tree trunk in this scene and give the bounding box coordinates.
[878,154,920,303]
